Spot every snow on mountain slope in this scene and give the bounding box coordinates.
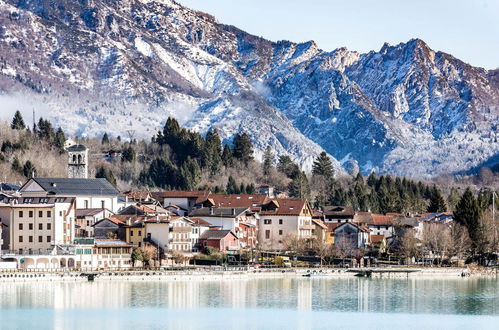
[0,0,497,178]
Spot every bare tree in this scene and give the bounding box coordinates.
[398,229,421,264]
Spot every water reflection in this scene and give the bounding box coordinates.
[0,277,498,328]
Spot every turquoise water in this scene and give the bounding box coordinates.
[0,277,498,329]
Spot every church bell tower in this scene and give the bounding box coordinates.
[67,144,88,179]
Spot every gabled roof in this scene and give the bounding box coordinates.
[371,215,394,226]
[76,208,110,217]
[151,190,210,203]
[259,198,310,216]
[121,190,152,201]
[312,219,328,229]
[206,194,270,210]
[189,207,250,218]
[67,144,87,152]
[354,212,374,225]
[94,217,125,226]
[333,222,370,233]
[323,206,355,217]
[21,178,119,196]
[370,235,386,244]
[199,229,237,240]
[189,217,212,226]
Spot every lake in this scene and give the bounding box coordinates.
[0,277,498,329]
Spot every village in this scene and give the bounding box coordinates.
[0,142,492,273]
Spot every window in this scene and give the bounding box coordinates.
[55,198,65,203]
[29,223,33,230]
[279,219,283,225]
[101,201,105,209]
[19,223,23,230]
[59,211,63,216]
[38,211,43,217]
[130,231,134,237]
[47,223,51,230]
[265,230,270,239]
[23,198,33,204]
[29,211,33,218]
[19,236,23,243]
[40,198,49,204]
[47,211,51,217]
[47,236,51,242]
[39,223,43,230]
[138,230,142,236]
[29,236,33,243]
[138,242,142,247]
[38,236,43,243]
[87,220,90,226]
[19,211,23,218]
[264,219,272,225]
[279,230,283,235]
[84,200,89,208]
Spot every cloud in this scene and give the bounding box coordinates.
[0,93,53,125]
[251,80,272,99]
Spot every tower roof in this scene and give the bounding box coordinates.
[67,144,87,152]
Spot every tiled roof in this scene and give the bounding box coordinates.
[151,190,210,203]
[27,178,119,195]
[189,207,249,218]
[206,194,270,209]
[371,215,394,226]
[312,219,328,229]
[189,217,212,226]
[323,205,355,217]
[370,235,386,243]
[121,191,151,201]
[199,229,236,240]
[354,212,373,225]
[259,198,308,216]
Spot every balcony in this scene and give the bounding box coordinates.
[169,238,192,243]
[299,224,315,230]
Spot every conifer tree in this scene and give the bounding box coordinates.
[22,160,37,178]
[221,144,234,168]
[239,183,246,194]
[232,133,254,165]
[262,146,274,177]
[53,127,66,153]
[11,110,25,130]
[312,152,334,180]
[427,186,447,212]
[101,132,110,145]
[96,166,117,187]
[11,157,22,173]
[122,146,136,163]
[205,129,223,173]
[226,176,239,194]
[288,171,310,199]
[180,157,201,190]
[454,188,484,254]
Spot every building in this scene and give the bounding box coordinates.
[74,238,132,269]
[190,217,212,252]
[166,217,194,253]
[332,222,370,249]
[118,203,169,216]
[0,197,76,254]
[75,208,113,237]
[199,229,239,253]
[202,193,270,211]
[258,198,314,251]
[189,206,258,249]
[151,190,210,213]
[67,144,88,179]
[19,177,120,213]
[0,222,6,248]
[323,206,355,223]
[312,219,328,243]
[257,185,275,198]
[93,217,125,240]
[368,214,395,238]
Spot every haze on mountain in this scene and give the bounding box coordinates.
[0,0,497,178]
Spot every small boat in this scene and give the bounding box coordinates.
[302,272,328,278]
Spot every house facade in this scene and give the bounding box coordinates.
[333,222,370,249]
[257,199,314,251]
[199,229,239,253]
[75,208,113,238]
[0,197,76,254]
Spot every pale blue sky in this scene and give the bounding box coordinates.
[178,0,499,69]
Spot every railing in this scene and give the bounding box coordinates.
[1,249,75,256]
[169,239,192,243]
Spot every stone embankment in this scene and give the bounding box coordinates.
[0,267,496,282]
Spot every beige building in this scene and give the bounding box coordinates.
[258,199,314,251]
[0,197,76,254]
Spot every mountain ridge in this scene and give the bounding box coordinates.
[0,0,497,178]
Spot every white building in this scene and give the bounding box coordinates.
[0,197,76,254]
[19,178,120,213]
[257,199,314,251]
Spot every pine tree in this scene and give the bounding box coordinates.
[101,132,110,145]
[205,129,223,173]
[36,118,55,141]
[53,127,66,153]
[246,183,256,194]
[226,176,239,194]
[239,183,246,194]
[22,160,37,178]
[262,146,274,177]
[454,187,484,254]
[288,171,310,199]
[11,157,22,173]
[11,110,25,130]
[312,152,334,180]
[232,133,254,165]
[179,157,201,190]
[122,146,136,163]
[221,144,234,168]
[447,187,461,211]
[96,166,117,186]
[427,186,447,212]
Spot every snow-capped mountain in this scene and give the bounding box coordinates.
[0,0,497,178]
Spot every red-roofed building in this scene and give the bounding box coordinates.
[152,190,211,213]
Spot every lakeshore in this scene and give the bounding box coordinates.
[0,267,497,282]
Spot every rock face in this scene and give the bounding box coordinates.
[0,0,497,178]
